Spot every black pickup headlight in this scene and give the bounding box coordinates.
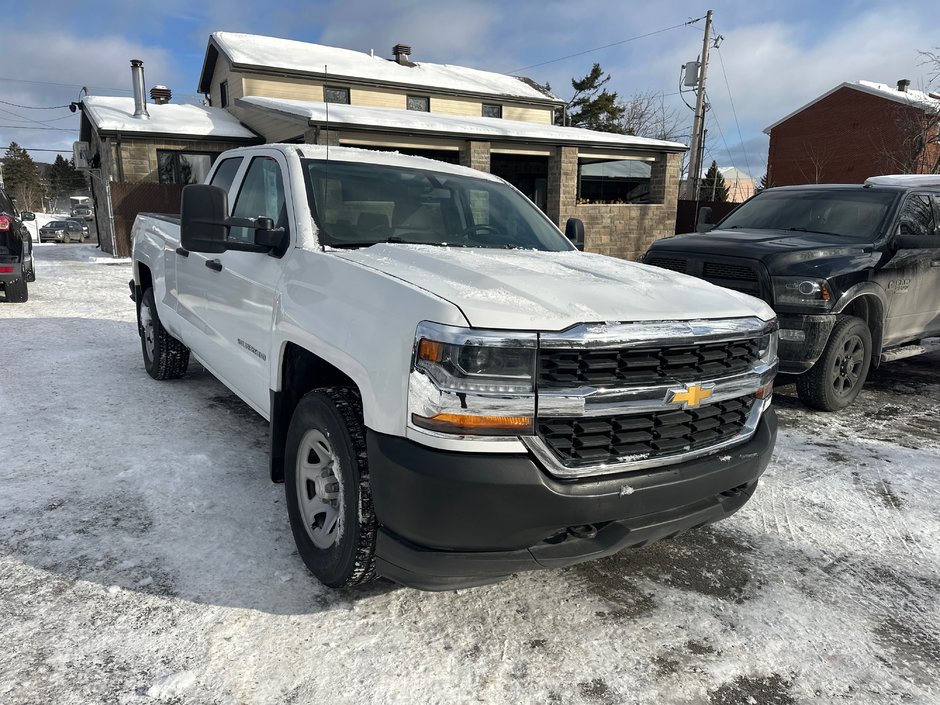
[409,322,536,436]
[772,276,834,311]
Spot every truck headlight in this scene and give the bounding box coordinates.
[757,327,778,365]
[409,322,536,436]
[772,276,834,310]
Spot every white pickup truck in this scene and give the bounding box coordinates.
[131,144,779,591]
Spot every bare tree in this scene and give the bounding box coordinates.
[619,90,685,141]
[886,107,940,174]
[797,141,834,183]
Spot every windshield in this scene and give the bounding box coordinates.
[302,159,572,251]
[718,189,899,239]
[47,221,67,228]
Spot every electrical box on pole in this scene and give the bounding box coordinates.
[684,9,713,201]
[683,61,701,87]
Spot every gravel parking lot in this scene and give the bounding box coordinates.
[2,245,938,704]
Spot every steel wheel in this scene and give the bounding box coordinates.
[295,429,343,549]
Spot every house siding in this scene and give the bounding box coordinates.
[767,87,940,186]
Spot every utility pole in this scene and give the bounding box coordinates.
[684,9,713,200]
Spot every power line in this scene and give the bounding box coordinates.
[508,16,705,73]
[704,95,736,172]
[0,99,72,110]
[0,125,75,131]
[713,44,753,179]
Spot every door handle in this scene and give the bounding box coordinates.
[205,259,223,272]
[175,247,189,257]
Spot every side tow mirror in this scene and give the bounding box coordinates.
[20,211,35,222]
[696,206,714,233]
[896,232,939,250]
[181,184,228,253]
[565,217,585,251]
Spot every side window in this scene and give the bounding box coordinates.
[229,157,286,243]
[898,194,935,236]
[208,157,243,195]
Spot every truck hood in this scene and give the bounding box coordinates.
[333,244,774,330]
[648,229,879,277]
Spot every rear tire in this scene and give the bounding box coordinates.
[284,387,377,588]
[796,315,871,411]
[139,287,190,380]
[3,277,28,303]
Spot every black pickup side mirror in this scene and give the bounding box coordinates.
[896,232,939,250]
[565,218,585,251]
[181,184,228,253]
[696,206,714,233]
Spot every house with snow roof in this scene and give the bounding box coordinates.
[80,34,687,258]
[764,79,940,187]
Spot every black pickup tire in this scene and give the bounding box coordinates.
[138,287,190,380]
[4,276,28,303]
[797,315,872,411]
[284,387,377,588]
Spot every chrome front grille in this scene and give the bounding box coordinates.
[525,317,777,478]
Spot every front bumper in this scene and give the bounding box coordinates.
[777,313,836,374]
[368,408,777,590]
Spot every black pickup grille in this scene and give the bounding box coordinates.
[703,262,758,281]
[645,257,687,273]
[538,339,760,388]
[647,257,767,302]
[537,397,755,467]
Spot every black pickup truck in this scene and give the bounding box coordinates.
[643,176,940,411]
[0,187,35,303]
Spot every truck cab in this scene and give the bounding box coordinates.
[643,179,940,410]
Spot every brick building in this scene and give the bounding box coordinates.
[765,80,940,187]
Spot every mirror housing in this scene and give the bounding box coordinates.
[19,211,35,222]
[896,232,939,250]
[181,184,228,253]
[696,206,714,233]
[565,218,585,251]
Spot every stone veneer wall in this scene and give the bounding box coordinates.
[553,150,681,261]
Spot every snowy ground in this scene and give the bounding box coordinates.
[1,245,938,705]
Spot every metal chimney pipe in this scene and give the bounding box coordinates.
[897,79,911,93]
[131,59,150,119]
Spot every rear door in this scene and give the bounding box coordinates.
[876,192,940,345]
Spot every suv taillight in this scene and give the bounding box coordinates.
[0,215,10,230]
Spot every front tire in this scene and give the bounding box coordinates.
[138,287,190,380]
[284,387,377,588]
[796,315,871,411]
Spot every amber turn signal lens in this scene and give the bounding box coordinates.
[411,413,534,436]
[417,339,444,362]
[755,382,774,400]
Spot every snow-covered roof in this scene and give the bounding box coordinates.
[718,166,754,181]
[81,96,258,140]
[236,96,687,152]
[199,32,561,105]
[764,80,940,134]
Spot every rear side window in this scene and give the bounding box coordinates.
[898,194,936,236]
[209,157,243,196]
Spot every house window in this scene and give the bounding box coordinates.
[407,95,430,112]
[577,158,653,204]
[157,150,215,185]
[324,86,350,104]
[219,80,229,108]
[482,104,502,119]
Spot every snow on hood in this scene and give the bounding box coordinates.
[334,245,775,330]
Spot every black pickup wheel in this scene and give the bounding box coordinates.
[797,315,871,411]
[138,287,190,380]
[284,387,376,588]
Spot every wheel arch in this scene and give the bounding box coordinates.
[268,341,360,483]
[833,286,886,368]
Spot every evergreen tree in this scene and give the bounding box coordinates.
[754,172,768,193]
[563,63,627,133]
[2,142,43,211]
[700,160,729,202]
[47,155,73,200]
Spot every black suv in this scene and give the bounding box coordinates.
[643,177,940,411]
[0,187,35,303]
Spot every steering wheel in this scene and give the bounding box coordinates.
[458,223,500,245]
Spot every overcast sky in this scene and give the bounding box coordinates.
[4,0,939,178]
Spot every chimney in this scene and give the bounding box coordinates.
[897,79,911,93]
[150,85,172,105]
[130,59,149,119]
[392,44,413,66]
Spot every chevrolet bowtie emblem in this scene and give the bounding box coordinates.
[667,382,715,409]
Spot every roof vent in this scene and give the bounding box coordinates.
[897,79,911,93]
[150,85,172,105]
[392,44,414,66]
[130,59,149,119]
